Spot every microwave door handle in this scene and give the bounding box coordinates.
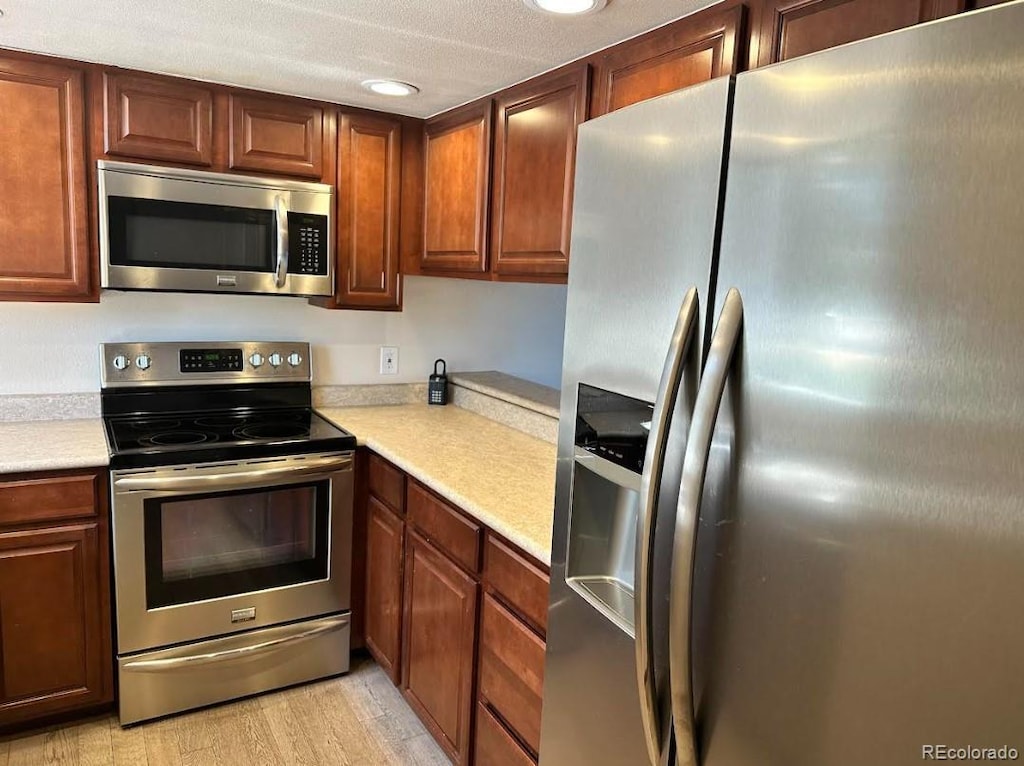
[275,195,289,288]
[636,285,699,766]
[671,287,743,766]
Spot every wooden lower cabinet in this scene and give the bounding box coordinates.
[364,496,405,683]
[402,529,478,764]
[477,594,545,757]
[474,703,535,766]
[0,470,112,727]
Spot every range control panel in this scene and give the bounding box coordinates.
[100,341,312,388]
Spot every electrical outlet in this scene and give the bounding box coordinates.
[380,346,398,375]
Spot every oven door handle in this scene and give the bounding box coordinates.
[114,455,352,492]
[121,615,349,673]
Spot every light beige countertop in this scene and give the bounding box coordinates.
[318,404,557,566]
[0,418,109,473]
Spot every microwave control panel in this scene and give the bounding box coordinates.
[288,214,329,276]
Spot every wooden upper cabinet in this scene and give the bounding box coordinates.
[755,0,934,66]
[229,94,324,179]
[491,65,588,278]
[103,71,213,166]
[591,4,746,118]
[336,112,402,308]
[422,101,493,273]
[0,56,92,301]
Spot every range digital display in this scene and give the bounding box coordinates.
[180,348,244,373]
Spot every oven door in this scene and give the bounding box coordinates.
[98,160,334,297]
[111,452,353,655]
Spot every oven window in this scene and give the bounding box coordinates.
[144,481,330,609]
[108,196,274,272]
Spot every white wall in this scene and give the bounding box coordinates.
[0,276,567,394]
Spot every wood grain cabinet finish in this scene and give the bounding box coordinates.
[422,101,493,273]
[474,702,535,766]
[365,496,405,684]
[402,529,478,765]
[484,536,550,637]
[229,94,324,179]
[477,594,546,757]
[591,4,746,117]
[336,112,402,308]
[368,453,406,514]
[407,480,481,574]
[755,0,936,65]
[0,57,92,301]
[491,66,588,278]
[103,71,213,165]
[0,470,111,727]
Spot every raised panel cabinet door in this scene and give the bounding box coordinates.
[0,57,91,301]
[229,94,324,178]
[102,71,214,165]
[591,4,746,117]
[401,530,478,764]
[0,523,107,724]
[422,101,492,273]
[336,112,402,308]
[756,0,932,66]
[365,497,405,683]
[491,65,588,278]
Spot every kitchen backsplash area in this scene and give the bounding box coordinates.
[0,275,568,396]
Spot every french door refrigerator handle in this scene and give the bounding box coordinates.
[670,287,743,766]
[275,194,289,288]
[636,286,699,766]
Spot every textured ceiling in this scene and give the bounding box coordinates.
[0,0,717,117]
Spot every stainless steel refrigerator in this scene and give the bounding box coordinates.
[540,4,1024,765]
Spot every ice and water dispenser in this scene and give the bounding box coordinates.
[566,384,653,637]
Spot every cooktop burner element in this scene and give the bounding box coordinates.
[100,341,355,469]
[141,431,214,447]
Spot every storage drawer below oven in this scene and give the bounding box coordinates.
[118,613,350,725]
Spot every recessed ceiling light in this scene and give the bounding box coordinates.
[523,0,607,15]
[361,79,419,97]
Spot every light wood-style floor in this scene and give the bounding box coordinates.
[0,656,450,765]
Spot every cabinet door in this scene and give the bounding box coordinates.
[755,0,933,66]
[0,523,108,724]
[336,112,402,308]
[229,94,324,178]
[402,530,478,764]
[0,57,91,301]
[474,703,535,766]
[103,71,213,166]
[365,497,405,683]
[422,101,492,273]
[591,5,745,117]
[491,66,588,279]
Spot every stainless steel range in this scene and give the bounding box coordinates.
[101,341,356,725]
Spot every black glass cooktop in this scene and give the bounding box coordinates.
[105,407,355,469]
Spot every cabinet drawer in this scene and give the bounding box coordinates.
[474,702,535,766]
[368,453,405,514]
[484,535,549,636]
[407,481,481,574]
[478,594,545,755]
[0,472,100,527]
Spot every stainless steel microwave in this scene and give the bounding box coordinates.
[98,161,334,297]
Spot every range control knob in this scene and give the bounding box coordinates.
[249,352,264,368]
[136,354,152,371]
[112,354,131,371]
[287,352,303,367]
[268,352,283,368]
